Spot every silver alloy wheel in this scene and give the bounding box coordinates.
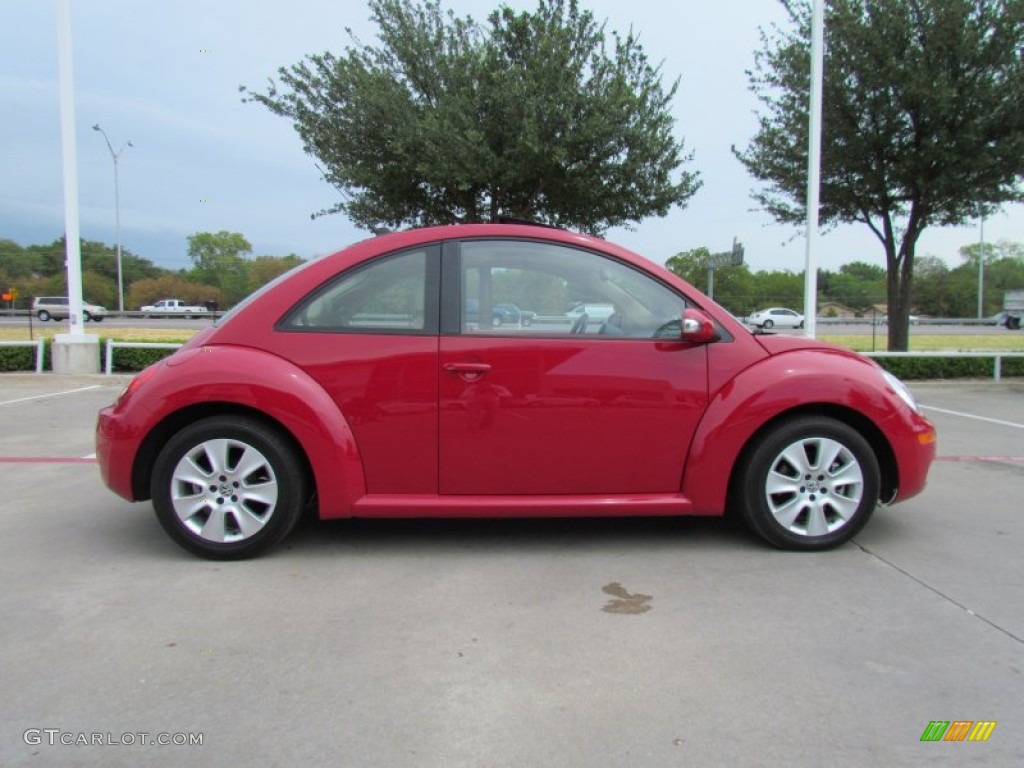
[763,436,865,537]
[170,437,279,543]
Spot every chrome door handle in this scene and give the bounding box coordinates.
[443,362,492,379]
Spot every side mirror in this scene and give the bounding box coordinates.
[680,308,718,343]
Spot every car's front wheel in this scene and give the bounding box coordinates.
[762,319,774,329]
[151,416,306,559]
[736,417,879,550]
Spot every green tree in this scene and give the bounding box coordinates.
[242,0,700,234]
[735,0,1024,350]
[953,239,1024,315]
[751,270,805,311]
[0,238,43,279]
[186,231,252,306]
[127,274,221,311]
[246,254,306,294]
[665,247,758,315]
[826,261,886,310]
[907,255,952,317]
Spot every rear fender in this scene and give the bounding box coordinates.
[132,345,366,518]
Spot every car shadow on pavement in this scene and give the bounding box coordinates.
[279,513,762,560]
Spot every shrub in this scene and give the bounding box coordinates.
[873,355,1024,380]
[106,344,181,372]
[0,338,182,372]
[0,342,41,371]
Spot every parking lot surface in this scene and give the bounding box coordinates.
[1,374,1021,767]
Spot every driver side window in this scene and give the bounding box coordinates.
[459,240,686,338]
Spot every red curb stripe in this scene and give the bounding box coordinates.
[0,457,97,464]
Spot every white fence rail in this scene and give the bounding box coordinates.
[0,340,45,373]
[863,351,1024,383]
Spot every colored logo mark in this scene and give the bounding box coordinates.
[920,721,997,742]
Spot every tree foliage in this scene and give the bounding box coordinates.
[246,254,306,295]
[186,231,253,305]
[127,274,221,310]
[241,0,700,235]
[734,0,1024,349]
[1,232,300,311]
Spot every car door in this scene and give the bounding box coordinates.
[438,238,710,496]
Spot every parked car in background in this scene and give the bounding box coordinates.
[494,303,536,326]
[32,296,106,322]
[96,223,935,559]
[747,307,804,329]
[464,299,535,327]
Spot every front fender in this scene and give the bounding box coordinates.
[683,350,907,514]
[127,344,366,518]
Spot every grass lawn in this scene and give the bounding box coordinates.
[819,334,1024,353]
[0,326,196,343]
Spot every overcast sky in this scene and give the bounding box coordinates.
[1,0,1021,274]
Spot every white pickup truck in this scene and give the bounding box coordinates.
[140,299,210,318]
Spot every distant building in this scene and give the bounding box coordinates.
[817,301,858,319]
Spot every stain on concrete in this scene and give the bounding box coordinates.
[601,582,652,614]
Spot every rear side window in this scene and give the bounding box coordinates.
[280,248,436,333]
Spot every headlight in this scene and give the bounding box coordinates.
[881,370,920,414]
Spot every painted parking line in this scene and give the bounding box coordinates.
[0,457,97,464]
[922,405,1024,430]
[0,385,102,407]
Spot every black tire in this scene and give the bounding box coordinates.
[151,416,306,559]
[798,321,804,329]
[92,316,103,322]
[763,319,774,329]
[736,417,880,550]
[37,311,51,322]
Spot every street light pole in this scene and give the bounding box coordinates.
[977,213,985,319]
[93,124,132,314]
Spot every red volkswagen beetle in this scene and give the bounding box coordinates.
[96,224,936,559]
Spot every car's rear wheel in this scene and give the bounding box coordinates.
[37,311,51,322]
[492,316,502,327]
[151,416,306,559]
[737,417,879,550]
